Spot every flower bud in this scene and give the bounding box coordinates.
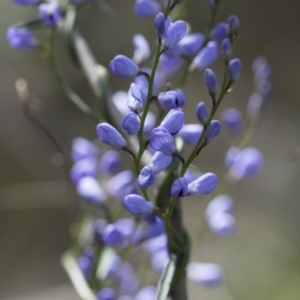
[154,12,166,37]
[128,83,145,112]
[133,34,150,64]
[161,108,185,135]
[119,263,139,295]
[134,287,157,300]
[70,157,98,183]
[149,151,173,174]
[144,111,156,135]
[224,147,240,168]
[114,218,136,238]
[99,150,122,175]
[7,27,37,50]
[208,212,235,236]
[258,80,273,100]
[102,224,125,246]
[158,90,185,109]
[76,176,106,204]
[178,33,205,56]
[228,58,242,81]
[177,124,203,146]
[77,256,92,279]
[247,93,263,116]
[71,137,99,162]
[210,22,228,42]
[138,166,156,189]
[187,262,223,287]
[196,102,208,125]
[183,170,198,184]
[205,195,234,220]
[13,0,39,4]
[150,127,175,155]
[158,55,183,77]
[97,123,127,149]
[204,68,217,96]
[221,108,243,135]
[221,38,231,59]
[123,194,154,216]
[142,234,167,254]
[112,91,130,115]
[151,249,169,273]
[227,15,240,33]
[134,0,160,18]
[122,112,140,135]
[107,170,135,198]
[109,55,139,78]
[39,2,61,26]
[205,120,221,143]
[162,20,187,49]
[171,177,188,197]
[191,41,219,70]
[96,287,116,300]
[188,172,218,195]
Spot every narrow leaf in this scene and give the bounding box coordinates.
[155,255,177,300]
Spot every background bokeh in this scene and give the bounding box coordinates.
[1,0,300,299]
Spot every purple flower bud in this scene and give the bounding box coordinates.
[149,151,173,174]
[13,0,39,5]
[39,2,61,26]
[114,218,136,237]
[204,68,217,96]
[123,194,154,216]
[221,108,243,135]
[247,93,263,116]
[161,108,185,135]
[162,20,187,49]
[183,170,199,184]
[210,22,228,42]
[107,170,135,198]
[138,166,156,189]
[151,249,169,273]
[97,123,127,149]
[118,297,133,300]
[171,177,188,197]
[119,263,140,295]
[134,286,157,300]
[177,124,203,146]
[128,82,146,113]
[72,137,99,162]
[258,80,273,100]
[142,234,167,254]
[228,58,242,81]
[99,150,122,175]
[175,88,187,106]
[229,147,263,180]
[188,173,218,195]
[122,112,140,135]
[254,63,272,83]
[208,212,235,236]
[7,27,37,50]
[83,246,95,261]
[112,91,131,115]
[205,195,234,219]
[133,34,150,63]
[70,157,98,184]
[158,55,184,77]
[134,0,160,18]
[221,38,231,59]
[178,33,205,56]
[110,55,139,78]
[77,256,92,279]
[102,224,125,246]
[154,12,166,37]
[227,15,240,32]
[158,90,185,109]
[187,262,223,287]
[196,102,208,125]
[191,41,219,70]
[252,56,268,73]
[144,112,156,135]
[150,127,175,155]
[205,120,221,143]
[224,147,240,168]
[76,176,106,204]
[97,288,116,300]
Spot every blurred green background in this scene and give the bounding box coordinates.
[1,0,300,299]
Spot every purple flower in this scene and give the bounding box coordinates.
[151,249,169,273]
[191,41,219,70]
[160,108,185,135]
[134,286,157,300]
[39,2,61,26]
[224,147,240,168]
[96,288,116,300]
[99,150,122,175]
[128,83,145,112]
[154,12,166,36]
[110,55,139,78]
[158,90,185,109]
[70,157,98,183]
[122,112,140,135]
[123,194,154,216]
[77,256,92,279]
[76,176,106,204]
[112,91,131,115]
[188,173,218,195]
[107,170,135,198]
[228,58,242,81]
[7,27,37,50]
[133,34,150,63]
[134,0,160,18]
[138,166,156,189]
[247,93,263,116]
[71,137,99,162]
[228,15,240,32]
[177,124,203,146]
[142,234,167,254]
[150,127,175,155]
[208,212,235,236]
[204,68,217,96]
[183,170,199,184]
[205,195,234,219]
[144,112,156,135]
[178,33,205,56]
[97,123,127,149]
[162,20,187,49]
[158,55,184,77]
[13,0,39,4]
[210,22,228,42]
[205,120,221,143]
[258,80,273,100]
[119,263,140,295]
[102,224,125,246]
[229,147,263,180]
[171,177,188,197]
[94,219,108,242]
[187,262,223,287]
[221,108,243,135]
[196,102,208,125]
[149,151,173,174]
[114,218,136,238]
[221,38,231,59]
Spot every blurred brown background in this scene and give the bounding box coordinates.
[1,0,300,299]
